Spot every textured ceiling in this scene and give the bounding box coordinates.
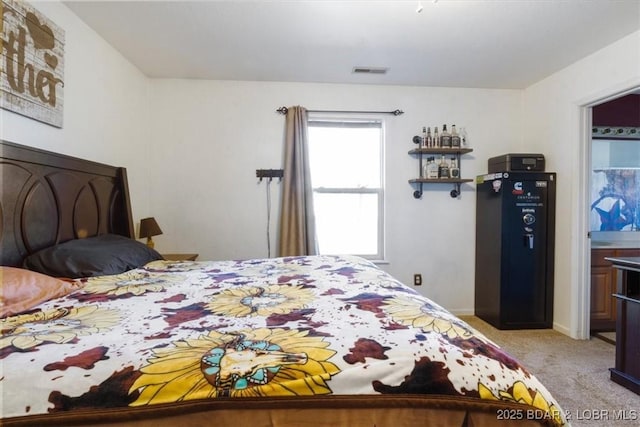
[64,0,640,89]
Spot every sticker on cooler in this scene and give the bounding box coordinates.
[512,182,524,195]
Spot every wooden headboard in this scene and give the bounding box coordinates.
[0,140,135,267]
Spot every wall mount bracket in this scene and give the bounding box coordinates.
[256,169,284,182]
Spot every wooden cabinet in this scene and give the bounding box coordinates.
[591,249,617,331]
[608,257,640,395]
[591,248,640,332]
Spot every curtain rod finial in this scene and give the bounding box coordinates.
[393,109,404,116]
[276,106,288,115]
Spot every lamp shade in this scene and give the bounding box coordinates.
[139,217,163,239]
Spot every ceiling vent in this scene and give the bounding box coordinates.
[352,66,388,75]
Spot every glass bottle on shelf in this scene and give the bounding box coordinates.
[421,127,428,148]
[433,127,440,148]
[438,155,449,179]
[459,127,468,147]
[427,156,439,179]
[441,124,452,148]
[451,125,461,148]
[421,157,429,178]
[449,157,460,179]
[426,127,433,147]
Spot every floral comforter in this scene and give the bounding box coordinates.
[1,255,565,425]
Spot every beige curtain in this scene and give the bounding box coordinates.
[278,106,318,256]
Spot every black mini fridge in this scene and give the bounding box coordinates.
[474,172,556,329]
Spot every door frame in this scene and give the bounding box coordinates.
[576,81,640,339]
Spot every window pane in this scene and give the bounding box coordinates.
[313,193,378,256]
[308,125,381,188]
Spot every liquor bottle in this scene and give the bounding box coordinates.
[426,127,433,147]
[438,155,449,179]
[422,127,428,148]
[459,127,468,147]
[449,157,460,179]
[422,157,428,179]
[440,124,452,148]
[433,127,440,148]
[451,124,461,148]
[427,156,439,179]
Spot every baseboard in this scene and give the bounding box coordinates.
[457,313,573,336]
[449,309,475,316]
[552,321,572,338]
[592,332,616,345]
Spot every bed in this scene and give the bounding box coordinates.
[0,140,567,426]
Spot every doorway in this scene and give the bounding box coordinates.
[579,86,640,340]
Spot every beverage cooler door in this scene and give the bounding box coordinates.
[501,175,552,325]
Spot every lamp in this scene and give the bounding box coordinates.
[139,217,162,249]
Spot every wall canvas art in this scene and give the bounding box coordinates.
[1,0,65,127]
[591,169,640,231]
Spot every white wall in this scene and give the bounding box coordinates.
[5,2,639,329]
[149,79,522,313]
[0,1,151,219]
[0,0,524,315]
[522,30,640,338]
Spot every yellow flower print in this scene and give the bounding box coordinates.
[207,284,315,318]
[144,260,202,272]
[479,381,565,426]
[234,261,310,279]
[83,271,180,296]
[382,295,474,339]
[130,328,340,405]
[0,306,120,350]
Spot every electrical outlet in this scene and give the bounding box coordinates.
[413,273,422,286]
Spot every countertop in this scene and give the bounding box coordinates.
[592,241,640,249]
[605,256,640,270]
[591,231,640,249]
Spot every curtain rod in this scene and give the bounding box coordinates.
[276,106,404,116]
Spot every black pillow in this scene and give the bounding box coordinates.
[24,234,163,278]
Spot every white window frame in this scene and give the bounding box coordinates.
[307,114,386,262]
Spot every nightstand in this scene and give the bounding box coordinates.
[162,253,199,261]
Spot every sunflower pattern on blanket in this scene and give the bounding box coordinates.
[0,306,120,350]
[0,255,566,426]
[130,328,339,403]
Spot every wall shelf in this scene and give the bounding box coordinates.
[408,148,474,156]
[409,178,474,184]
[408,145,473,199]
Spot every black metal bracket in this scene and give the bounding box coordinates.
[276,106,404,116]
[450,183,461,198]
[256,169,284,182]
[412,182,462,199]
[413,187,423,199]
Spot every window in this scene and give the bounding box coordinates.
[308,117,385,260]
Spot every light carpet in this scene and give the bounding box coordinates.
[459,316,639,427]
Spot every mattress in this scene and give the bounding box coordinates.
[0,255,566,426]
